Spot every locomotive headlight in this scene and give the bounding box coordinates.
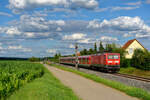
[115,61,119,63]
[108,61,112,63]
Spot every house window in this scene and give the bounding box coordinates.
[129,48,133,54]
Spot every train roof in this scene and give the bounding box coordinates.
[60,53,120,59]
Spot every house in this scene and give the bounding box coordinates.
[122,39,145,59]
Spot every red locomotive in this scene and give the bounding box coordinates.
[60,53,120,73]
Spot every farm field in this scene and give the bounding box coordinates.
[0,61,44,99]
[0,61,80,100]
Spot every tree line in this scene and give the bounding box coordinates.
[80,42,119,55]
[50,41,150,70]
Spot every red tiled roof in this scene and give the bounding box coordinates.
[122,39,136,49]
[122,39,146,50]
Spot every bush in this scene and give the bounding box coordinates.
[131,49,150,70]
[121,58,131,68]
[28,57,40,62]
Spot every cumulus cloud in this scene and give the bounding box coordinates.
[7,45,32,52]
[146,0,150,4]
[0,45,3,50]
[71,0,98,9]
[63,33,93,44]
[100,36,118,42]
[69,44,75,48]
[88,16,150,39]
[63,33,86,40]
[0,12,13,17]
[46,49,57,53]
[125,1,141,6]
[88,16,150,32]
[135,34,150,38]
[6,27,21,35]
[77,38,91,43]
[111,6,139,11]
[19,14,65,33]
[8,0,99,13]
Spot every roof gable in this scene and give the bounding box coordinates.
[122,39,146,50]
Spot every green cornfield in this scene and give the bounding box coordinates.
[0,61,44,99]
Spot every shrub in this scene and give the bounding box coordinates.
[131,49,150,70]
[121,58,131,68]
[28,57,40,62]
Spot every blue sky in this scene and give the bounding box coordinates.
[0,0,150,58]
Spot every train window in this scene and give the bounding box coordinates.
[108,55,119,59]
[108,55,113,59]
[114,55,119,59]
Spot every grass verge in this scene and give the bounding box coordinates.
[50,64,150,100]
[8,65,80,100]
[120,67,150,78]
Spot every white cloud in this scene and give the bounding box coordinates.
[56,27,62,31]
[19,14,65,33]
[69,44,75,48]
[0,46,3,50]
[88,16,150,32]
[8,0,99,13]
[8,45,22,49]
[63,33,86,40]
[77,38,91,43]
[125,1,141,6]
[123,33,133,38]
[100,36,118,42]
[135,34,150,38]
[146,0,150,4]
[0,12,13,17]
[8,45,32,52]
[87,16,150,39]
[6,27,21,35]
[47,49,57,53]
[25,32,35,38]
[71,0,98,9]
[48,20,66,26]
[111,6,139,11]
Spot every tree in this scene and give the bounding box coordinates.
[131,49,150,70]
[105,43,118,52]
[94,42,97,54]
[28,57,40,62]
[89,48,94,54]
[80,49,88,55]
[83,49,88,55]
[58,52,61,57]
[54,53,59,59]
[99,41,104,53]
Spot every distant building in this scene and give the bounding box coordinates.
[122,39,145,59]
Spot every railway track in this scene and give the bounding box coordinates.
[113,73,150,82]
[53,63,150,83]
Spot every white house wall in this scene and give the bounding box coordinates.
[125,40,144,59]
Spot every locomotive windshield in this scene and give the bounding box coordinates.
[108,55,119,59]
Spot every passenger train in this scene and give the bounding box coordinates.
[59,53,120,73]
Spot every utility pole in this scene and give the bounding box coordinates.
[75,43,79,70]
